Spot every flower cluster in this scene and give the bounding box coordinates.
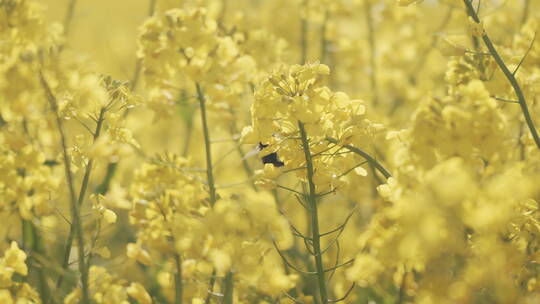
[138,6,255,118]
[347,158,540,303]
[407,80,509,168]
[129,153,208,254]
[0,134,59,220]
[65,266,151,304]
[0,242,40,303]
[243,63,382,192]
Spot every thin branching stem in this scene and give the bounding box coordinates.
[396,270,407,304]
[328,283,356,303]
[284,291,306,304]
[283,166,307,174]
[326,137,391,179]
[304,238,315,256]
[294,194,309,210]
[63,0,78,38]
[327,240,341,283]
[52,107,106,300]
[463,0,540,150]
[320,226,346,256]
[512,30,537,76]
[492,96,519,104]
[39,72,90,304]
[278,184,305,196]
[174,254,183,304]
[195,82,227,301]
[22,220,51,303]
[212,146,237,168]
[278,209,313,240]
[274,241,317,275]
[337,160,368,179]
[320,206,357,239]
[323,258,355,273]
[316,188,337,198]
[311,143,338,158]
[298,122,328,304]
[195,83,218,206]
[204,271,217,304]
[97,0,158,194]
[85,216,102,270]
[522,0,530,25]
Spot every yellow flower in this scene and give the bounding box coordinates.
[0,290,12,304]
[468,17,485,37]
[103,209,117,224]
[3,242,27,276]
[126,282,152,304]
[126,243,153,266]
[347,254,383,287]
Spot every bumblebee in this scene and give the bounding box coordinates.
[258,143,284,167]
[243,142,285,167]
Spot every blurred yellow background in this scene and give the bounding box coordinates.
[42,0,149,79]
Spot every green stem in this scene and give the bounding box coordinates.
[196,82,219,303]
[174,254,183,304]
[325,137,391,179]
[196,83,217,206]
[63,0,78,38]
[149,0,157,16]
[52,107,106,299]
[222,272,234,304]
[396,270,407,304]
[101,0,157,187]
[181,91,194,157]
[182,120,193,157]
[204,271,216,304]
[22,220,51,303]
[40,72,90,304]
[95,162,117,194]
[522,0,530,25]
[463,0,540,150]
[519,122,526,160]
[298,122,328,304]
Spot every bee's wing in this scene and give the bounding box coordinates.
[242,145,261,160]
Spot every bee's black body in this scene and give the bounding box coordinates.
[258,143,284,167]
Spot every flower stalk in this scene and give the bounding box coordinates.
[174,254,183,304]
[196,82,218,206]
[63,0,78,39]
[39,72,90,304]
[22,220,51,304]
[326,137,391,179]
[298,121,328,304]
[463,0,540,150]
[223,272,234,304]
[52,107,106,300]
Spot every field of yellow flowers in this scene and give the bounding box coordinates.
[2,0,540,303]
